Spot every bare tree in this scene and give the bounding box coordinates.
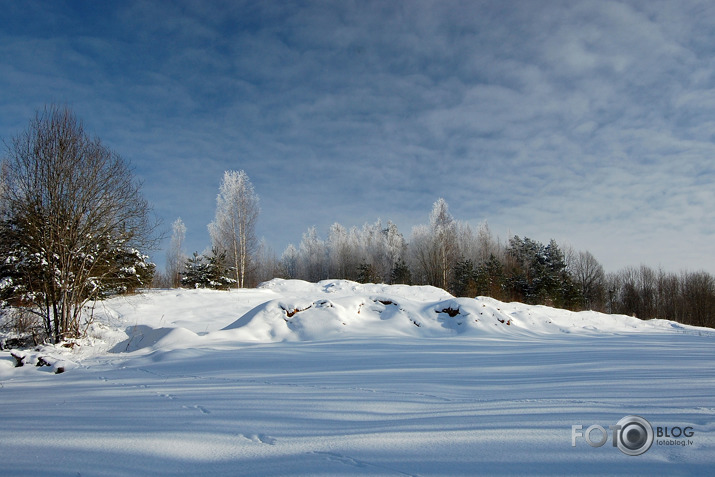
[409,223,438,286]
[475,221,500,264]
[357,219,391,282]
[680,271,715,328]
[297,226,326,282]
[409,199,457,289]
[165,218,187,287]
[0,161,8,213]
[208,170,259,288]
[569,250,606,310]
[252,238,280,285]
[280,244,299,279]
[384,220,407,280]
[430,198,458,289]
[327,222,353,279]
[0,106,156,342]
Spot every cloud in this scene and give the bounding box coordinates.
[1,0,714,273]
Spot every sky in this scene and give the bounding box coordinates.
[1,0,714,275]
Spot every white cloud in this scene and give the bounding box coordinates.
[1,0,714,273]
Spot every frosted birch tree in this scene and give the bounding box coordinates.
[327,222,353,279]
[165,218,187,287]
[208,170,259,288]
[409,199,457,289]
[431,198,458,289]
[298,226,326,282]
[280,244,299,279]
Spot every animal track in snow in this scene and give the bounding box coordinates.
[182,404,211,414]
[242,433,276,445]
[310,451,419,476]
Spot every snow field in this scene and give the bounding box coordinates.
[1,279,714,475]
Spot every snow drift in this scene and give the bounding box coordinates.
[4,279,711,371]
[94,278,713,355]
[221,278,695,342]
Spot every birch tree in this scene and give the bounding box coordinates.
[208,170,259,288]
[165,218,187,287]
[280,244,299,279]
[297,226,326,282]
[408,199,459,289]
[327,222,354,279]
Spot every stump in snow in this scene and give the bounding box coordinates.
[10,352,25,367]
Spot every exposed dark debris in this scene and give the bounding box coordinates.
[439,307,460,317]
[1,336,38,350]
[281,305,312,318]
[11,352,25,367]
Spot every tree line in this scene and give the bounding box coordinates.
[2,106,712,345]
[162,189,715,329]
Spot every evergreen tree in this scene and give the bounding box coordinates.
[181,252,209,289]
[390,258,412,285]
[99,248,156,296]
[505,236,583,308]
[450,259,478,297]
[181,250,235,290]
[474,254,506,299]
[205,249,236,290]
[357,261,380,284]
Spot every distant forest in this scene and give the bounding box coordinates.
[161,195,715,330]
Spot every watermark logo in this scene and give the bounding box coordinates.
[613,415,654,456]
[572,415,694,456]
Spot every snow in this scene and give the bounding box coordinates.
[1,279,714,475]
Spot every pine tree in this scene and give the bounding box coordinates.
[390,258,412,285]
[205,249,236,290]
[505,236,583,308]
[181,250,235,290]
[181,252,209,289]
[474,254,506,299]
[98,248,155,296]
[357,261,380,284]
[450,259,477,297]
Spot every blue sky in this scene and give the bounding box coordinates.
[1,0,714,274]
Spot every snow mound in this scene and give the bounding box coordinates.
[4,279,713,372]
[213,279,712,343]
[82,278,712,351]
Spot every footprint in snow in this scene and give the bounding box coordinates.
[182,404,211,414]
[242,434,276,445]
[312,452,365,468]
